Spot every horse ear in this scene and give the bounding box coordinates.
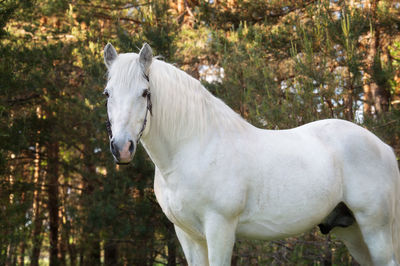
[139,43,153,75]
[104,43,118,69]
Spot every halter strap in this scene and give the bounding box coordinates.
[106,100,113,139]
[136,88,152,145]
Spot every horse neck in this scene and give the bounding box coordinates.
[140,61,250,173]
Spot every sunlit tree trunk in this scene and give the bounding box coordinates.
[6,242,17,266]
[18,191,26,266]
[30,140,44,266]
[62,178,76,266]
[344,72,355,121]
[68,239,77,266]
[59,209,67,266]
[19,240,25,266]
[177,0,184,13]
[363,77,372,114]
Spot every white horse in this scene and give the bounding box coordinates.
[103,43,400,266]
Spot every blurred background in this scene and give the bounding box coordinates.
[1,0,400,265]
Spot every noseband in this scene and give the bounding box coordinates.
[105,73,153,145]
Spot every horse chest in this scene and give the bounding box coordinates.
[154,175,204,237]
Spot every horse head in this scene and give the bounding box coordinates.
[103,43,153,164]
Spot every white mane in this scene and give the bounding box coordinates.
[150,58,251,139]
[110,53,250,140]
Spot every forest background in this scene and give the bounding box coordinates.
[1,0,400,265]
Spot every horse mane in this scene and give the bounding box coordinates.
[150,58,251,139]
[110,53,250,140]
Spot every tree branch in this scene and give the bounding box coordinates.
[7,93,41,106]
[92,12,142,24]
[72,2,150,11]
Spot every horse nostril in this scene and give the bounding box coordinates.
[110,140,120,158]
[128,140,134,154]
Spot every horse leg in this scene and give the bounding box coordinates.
[204,213,237,266]
[355,211,398,266]
[175,225,209,266]
[332,223,373,265]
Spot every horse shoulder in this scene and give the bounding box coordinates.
[154,167,207,238]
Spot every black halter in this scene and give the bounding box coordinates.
[105,73,152,145]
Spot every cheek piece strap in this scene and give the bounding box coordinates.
[136,87,152,145]
[136,73,152,145]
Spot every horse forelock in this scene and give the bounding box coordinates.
[107,53,142,89]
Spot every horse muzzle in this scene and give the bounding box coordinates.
[110,139,135,164]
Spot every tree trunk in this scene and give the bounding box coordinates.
[19,190,26,266]
[231,243,239,266]
[6,242,16,266]
[83,148,101,266]
[78,245,84,266]
[47,141,60,266]
[19,241,25,266]
[167,225,176,266]
[68,246,77,266]
[65,207,77,266]
[363,78,372,114]
[344,68,354,121]
[104,240,118,266]
[30,140,43,266]
[30,225,43,266]
[58,186,68,266]
[363,0,390,115]
[59,220,67,266]
[68,237,77,266]
[87,240,101,265]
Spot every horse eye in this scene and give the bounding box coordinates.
[142,89,148,97]
[104,91,109,98]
